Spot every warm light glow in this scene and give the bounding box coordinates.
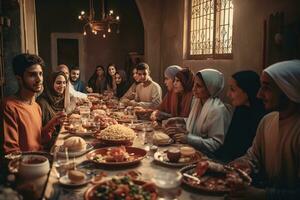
[78,0,120,38]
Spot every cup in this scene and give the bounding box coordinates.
[151,171,182,200]
[53,147,74,178]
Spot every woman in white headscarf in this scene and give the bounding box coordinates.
[166,69,232,156]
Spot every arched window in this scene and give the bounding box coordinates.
[188,0,234,59]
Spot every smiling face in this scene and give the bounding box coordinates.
[227,77,249,107]
[137,69,150,83]
[192,75,210,100]
[108,65,116,76]
[164,76,174,91]
[70,69,80,82]
[53,75,67,95]
[18,64,43,93]
[173,77,184,93]
[257,72,283,111]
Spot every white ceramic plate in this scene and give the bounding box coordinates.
[57,144,93,158]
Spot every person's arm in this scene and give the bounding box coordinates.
[69,83,87,98]
[121,84,136,101]
[2,104,20,154]
[187,106,230,154]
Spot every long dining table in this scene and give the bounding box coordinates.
[42,126,224,200]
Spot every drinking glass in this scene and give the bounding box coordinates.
[53,147,74,178]
[79,106,90,121]
[151,171,182,200]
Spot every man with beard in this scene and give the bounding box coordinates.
[70,66,86,93]
[1,53,66,154]
[228,60,300,200]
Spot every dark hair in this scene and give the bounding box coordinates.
[106,64,117,89]
[136,62,150,72]
[70,66,80,71]
[232,70,263,108]
[176,68,194,92]
[115,70,127,84]
[12,53,44,76]
[89,65,105,82]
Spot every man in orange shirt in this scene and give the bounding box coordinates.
[1,53,65,154]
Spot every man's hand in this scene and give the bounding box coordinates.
[49,111,67,127]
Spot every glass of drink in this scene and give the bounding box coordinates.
[53,147,74,178]
[79,106,90,121]
[151,171,182,200]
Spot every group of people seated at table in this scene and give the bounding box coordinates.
[1,53,299,199]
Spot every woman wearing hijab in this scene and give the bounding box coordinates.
[151,66,194,121]
[215,71,266,163]
[115,70,129,98]
[166,69,232,156]
[228,60,300,200]
[87,65,107,94]
[37,71,67,126]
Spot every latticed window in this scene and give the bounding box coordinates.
[189,0,233,59]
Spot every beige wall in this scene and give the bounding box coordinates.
[137,0,300,97]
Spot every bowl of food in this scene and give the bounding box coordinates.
[134,107,153,121]
[18,155,50,178]
[96,124,135,146]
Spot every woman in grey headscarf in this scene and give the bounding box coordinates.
[166,69,232,156]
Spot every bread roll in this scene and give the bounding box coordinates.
[67,170,85,183]
[153,132,170,144]
[63,137,87,152]
[180,146,196,157]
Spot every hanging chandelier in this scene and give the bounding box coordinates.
[78,0,120,38]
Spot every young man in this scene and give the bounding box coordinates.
[228,60,300,200]
[128,62,162,108]
[70,66,86,93]
[1,53,65,154]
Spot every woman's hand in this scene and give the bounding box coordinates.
[229,160,252,175]
[150,110,159,121]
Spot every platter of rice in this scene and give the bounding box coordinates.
[97,124,136,146]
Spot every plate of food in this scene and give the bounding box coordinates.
[84,176,157,200]
[59,170,90,187]
[180,160,252,194]
[154,146,203,167]
[57,136,93,157]
[95,124,135,146]
[86,146,147,167]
